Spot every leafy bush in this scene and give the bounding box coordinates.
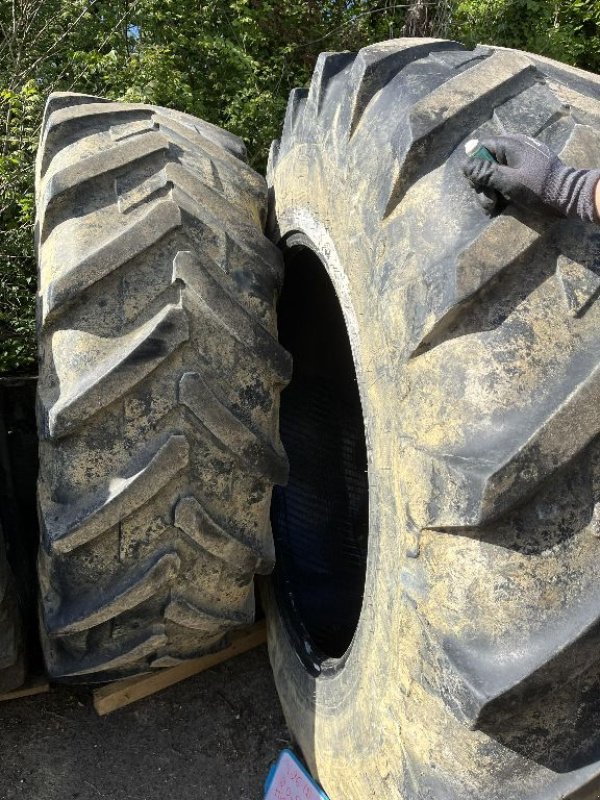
[1,0,599,374]
[0,82,43,373]
[0,0,414,375]
[453,0,600,73]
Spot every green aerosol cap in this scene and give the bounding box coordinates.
[465,138,496,163]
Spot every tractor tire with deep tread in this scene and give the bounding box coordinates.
[265,39,600,799]
[36,93,290,682]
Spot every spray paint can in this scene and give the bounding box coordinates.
[464,138,497,163]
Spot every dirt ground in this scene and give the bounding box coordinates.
[0,645,290,800]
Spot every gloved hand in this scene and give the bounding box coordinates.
[462,134,600,223]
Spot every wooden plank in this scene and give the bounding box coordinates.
[0,675,50,702]
[93,620,267,716]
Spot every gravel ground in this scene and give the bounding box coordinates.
[0,645,290,800]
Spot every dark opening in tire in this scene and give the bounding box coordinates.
[272,235,368,663]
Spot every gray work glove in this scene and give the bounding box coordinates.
[462,134,600,223]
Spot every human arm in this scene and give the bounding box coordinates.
[462,134,600,223]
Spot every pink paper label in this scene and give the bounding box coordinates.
[265,752,325,800]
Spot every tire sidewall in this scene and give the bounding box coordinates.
[263,154,412,795]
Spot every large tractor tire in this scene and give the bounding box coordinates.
[0,523,24,692]
[36,93,290,681]
[265,39,600,799]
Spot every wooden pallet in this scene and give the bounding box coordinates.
[93,620,267,716]
[0,675,50,703]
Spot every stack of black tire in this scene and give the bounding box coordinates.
[0,534,24,693]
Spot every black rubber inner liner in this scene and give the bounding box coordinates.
[272,240,368,661]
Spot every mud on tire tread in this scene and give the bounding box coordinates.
[265,38,600,800]
[36,93,290,681]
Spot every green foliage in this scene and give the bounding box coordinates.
[0,0,412,374]
[0,81,44,372]
[453,0,600,73]
[1,0,599,373]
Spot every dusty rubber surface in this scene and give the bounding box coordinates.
[266,37,600,800]
[0,646,288,800]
